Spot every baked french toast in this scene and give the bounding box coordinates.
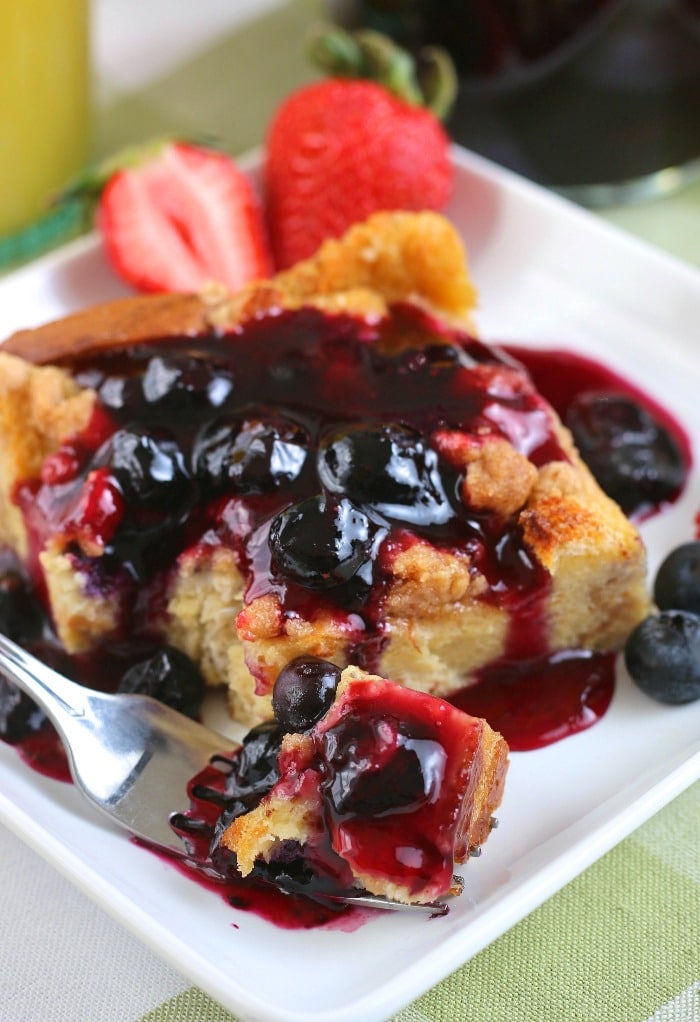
[214,662,508,905]
[0,210,651,728]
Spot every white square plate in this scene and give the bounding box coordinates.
[1,147,699,1022]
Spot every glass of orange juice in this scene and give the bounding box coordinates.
[0,0,90,261]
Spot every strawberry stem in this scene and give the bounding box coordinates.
[354,29,424,107]
[308,25,456,120]
[416,46,458,122]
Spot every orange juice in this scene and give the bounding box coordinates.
[0,0,89,236]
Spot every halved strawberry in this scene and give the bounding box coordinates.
[97,142,273,294]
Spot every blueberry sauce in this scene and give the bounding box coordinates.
[171,664,493,919]
[452,650,616,752]
[510,345,691,519]
[11,306,576,665]
[169,752,362,930]
[0,305,690,771]
[312,676,487,894]
[0,307,691,928]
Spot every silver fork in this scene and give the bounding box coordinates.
[0,632,458,916]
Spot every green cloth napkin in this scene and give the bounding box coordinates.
[0,198,87,272]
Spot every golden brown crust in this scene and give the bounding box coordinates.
[383,541,474,617]
[232,209,478,326]
[220,733,321,878]
[0,353,96,556]
[3,293,211,365]
[460,721,509,855]
[461,437,538,517]
[3,211,477,367]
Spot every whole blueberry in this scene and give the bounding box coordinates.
[0,679,47,744]
[137,354,235,418]
[97,355,235,422]
[97,427,191,511]
[118,646,206,718]
[317,421,453,527]
[321,717,444,817]
[654,542,700,614]
[0,571,48,743]
[624,611,700,704]
[566,393,685,515]
[272,656,341,732]
[194,413,309,496]
[268,495,378,590]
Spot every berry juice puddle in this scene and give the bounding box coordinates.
[0,302,689,924]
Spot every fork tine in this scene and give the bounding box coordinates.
[313,889,451,916]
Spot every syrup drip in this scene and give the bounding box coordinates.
[170,759,361,929]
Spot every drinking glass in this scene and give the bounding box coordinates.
[0,0,90,267]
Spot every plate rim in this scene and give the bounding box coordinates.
[1,143,700,1022]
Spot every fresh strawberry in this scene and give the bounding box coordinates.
[264,28,456,268]
[96,142,272,293]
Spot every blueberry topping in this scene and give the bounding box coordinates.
[654,542,700,614]
[141,355,234,413]
[211,720,285,849]
[3,638,79,746]
[96,427,192,512]
[227,719,284,796]
[97,355,235,419]
[272,656,341,732]
[118,645,206,718]
[317,422,454,527]
[565,393,685,515]
[248,845,321,896]
[624,611,700,704]
[194,413,309,496]
[0,570,44,645]
[321,716,446,817]
[0,678,48,744]
[86,427,196,576]
[268,495,378,590]
[0,571,50,743]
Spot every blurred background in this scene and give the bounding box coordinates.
[93,0,700,266]
[2,0,699,265]
[93,0,700,202]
